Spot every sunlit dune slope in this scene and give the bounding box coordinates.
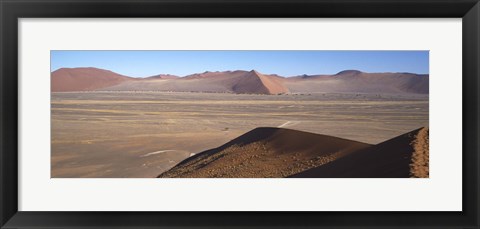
[51,67,134,92]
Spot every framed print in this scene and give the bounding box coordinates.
[1,0,479,228]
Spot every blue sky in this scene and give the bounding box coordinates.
[51,50,429,77]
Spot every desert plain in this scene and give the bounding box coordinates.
[51,91,428,178]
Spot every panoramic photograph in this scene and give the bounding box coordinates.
[51,50,429,178]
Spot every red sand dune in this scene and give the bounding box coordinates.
[286,70,429,94]
[51,67,428,94]
[182,70,289,94]
[51,67,133,92]
[231,70,289,94]
[157,127,371,178]
[182,70,245,80]
[145,74,179,79]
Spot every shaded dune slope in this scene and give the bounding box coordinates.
[104,70,289,94]
[232,70,289,94]
[157,127,371,178]
[290,127,429,178]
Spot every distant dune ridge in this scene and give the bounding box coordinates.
[286,70,429,94]
[145,74,179,79]
[51,67,429,94]
[158,127,429,178]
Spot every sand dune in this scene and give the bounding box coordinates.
[290,127,429,178]
[145,74,179,79]
[51,68,428,94]
[104,70,288,94]
[157,127,371,178]
[183,70,248,80]
[286,70,429,94]
[230,70,289,94]
[255,71,289,94]
[51,67,133,92]
[157,127,428,178]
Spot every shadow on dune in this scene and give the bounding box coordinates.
[157,127,371,178]
[157,127,428,178]
[290,127,428,178]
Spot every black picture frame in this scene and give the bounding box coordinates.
[1,0,479,228]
